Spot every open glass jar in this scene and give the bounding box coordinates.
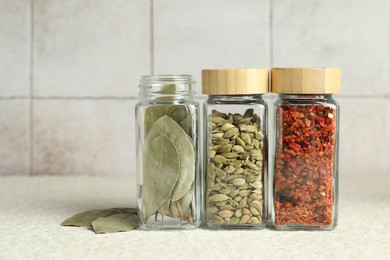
[135,75,200,230]
[271,68,340,230]
[202,68,269,229]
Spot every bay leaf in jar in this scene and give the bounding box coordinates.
[142,134,180,222]
[147,115,195,202]
[170,183,194,220]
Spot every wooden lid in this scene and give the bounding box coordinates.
[271,68,340,94]
[202,68,269,95]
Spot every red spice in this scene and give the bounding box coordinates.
[274,105,336,227]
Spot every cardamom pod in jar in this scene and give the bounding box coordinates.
[202,68,268,229]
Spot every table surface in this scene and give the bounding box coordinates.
[0,175,389,259]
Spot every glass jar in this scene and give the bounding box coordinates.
[202,68,268,229]
[271,68,340,230]
[135,75,199,229]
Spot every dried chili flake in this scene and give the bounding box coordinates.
[274,105,336,227]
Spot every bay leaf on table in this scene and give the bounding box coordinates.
[92,213,138,234]
[110,208,137,214]
[61,208,134,227]
[142,134,180,222]
[147,115,195,202]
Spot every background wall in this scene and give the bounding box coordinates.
[0,0,389,176]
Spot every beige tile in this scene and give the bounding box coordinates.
[33,0,150,97]
[154,0,270,95]
[0,100,30,175]
[33,100,136,175]
[339,97,390,175]
[272,0,389,96]
[0,0,30,96]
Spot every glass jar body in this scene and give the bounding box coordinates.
[135,75,200,230]
[271,94,339,230]
[203,95,267,229]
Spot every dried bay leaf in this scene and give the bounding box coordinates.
[143,134,180,221]
[144,106,177,135]
[170,183,194,219]
[144,85,182,134]
[157,84,176,94]
[170,106,190,124]
[142,92,195,223]
[61,209,124,227]
[110,208,137,214]
[147,115,195,202]
[180,114,193,136]
[159,194,173,217]
[153,84,177,102]
[144,104,191,135]
[92,213,138,234]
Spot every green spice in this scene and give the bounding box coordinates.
[207,109,264,225]
[61,208,138,234]
[92,213,138,234]
[142,110,196,224]
[142,134,180,222]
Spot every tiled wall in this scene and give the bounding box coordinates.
[0,0,389,176]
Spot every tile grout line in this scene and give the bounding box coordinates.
[150,0,154,75]
[29,0,34,176]
[0,96,30,100]
[336,95,390,99]
[267,0,274,218]
[31,96,140,100]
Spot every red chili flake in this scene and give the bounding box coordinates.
[274,105,336,227]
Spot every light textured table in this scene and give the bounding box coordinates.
[0,175,389,259]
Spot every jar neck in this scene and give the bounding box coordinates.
[277,94,334,100]
[207,94,264,104]
[139,75,195,102]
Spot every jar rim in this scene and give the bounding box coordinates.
[140,74,195,84]
[138,74,196,97]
